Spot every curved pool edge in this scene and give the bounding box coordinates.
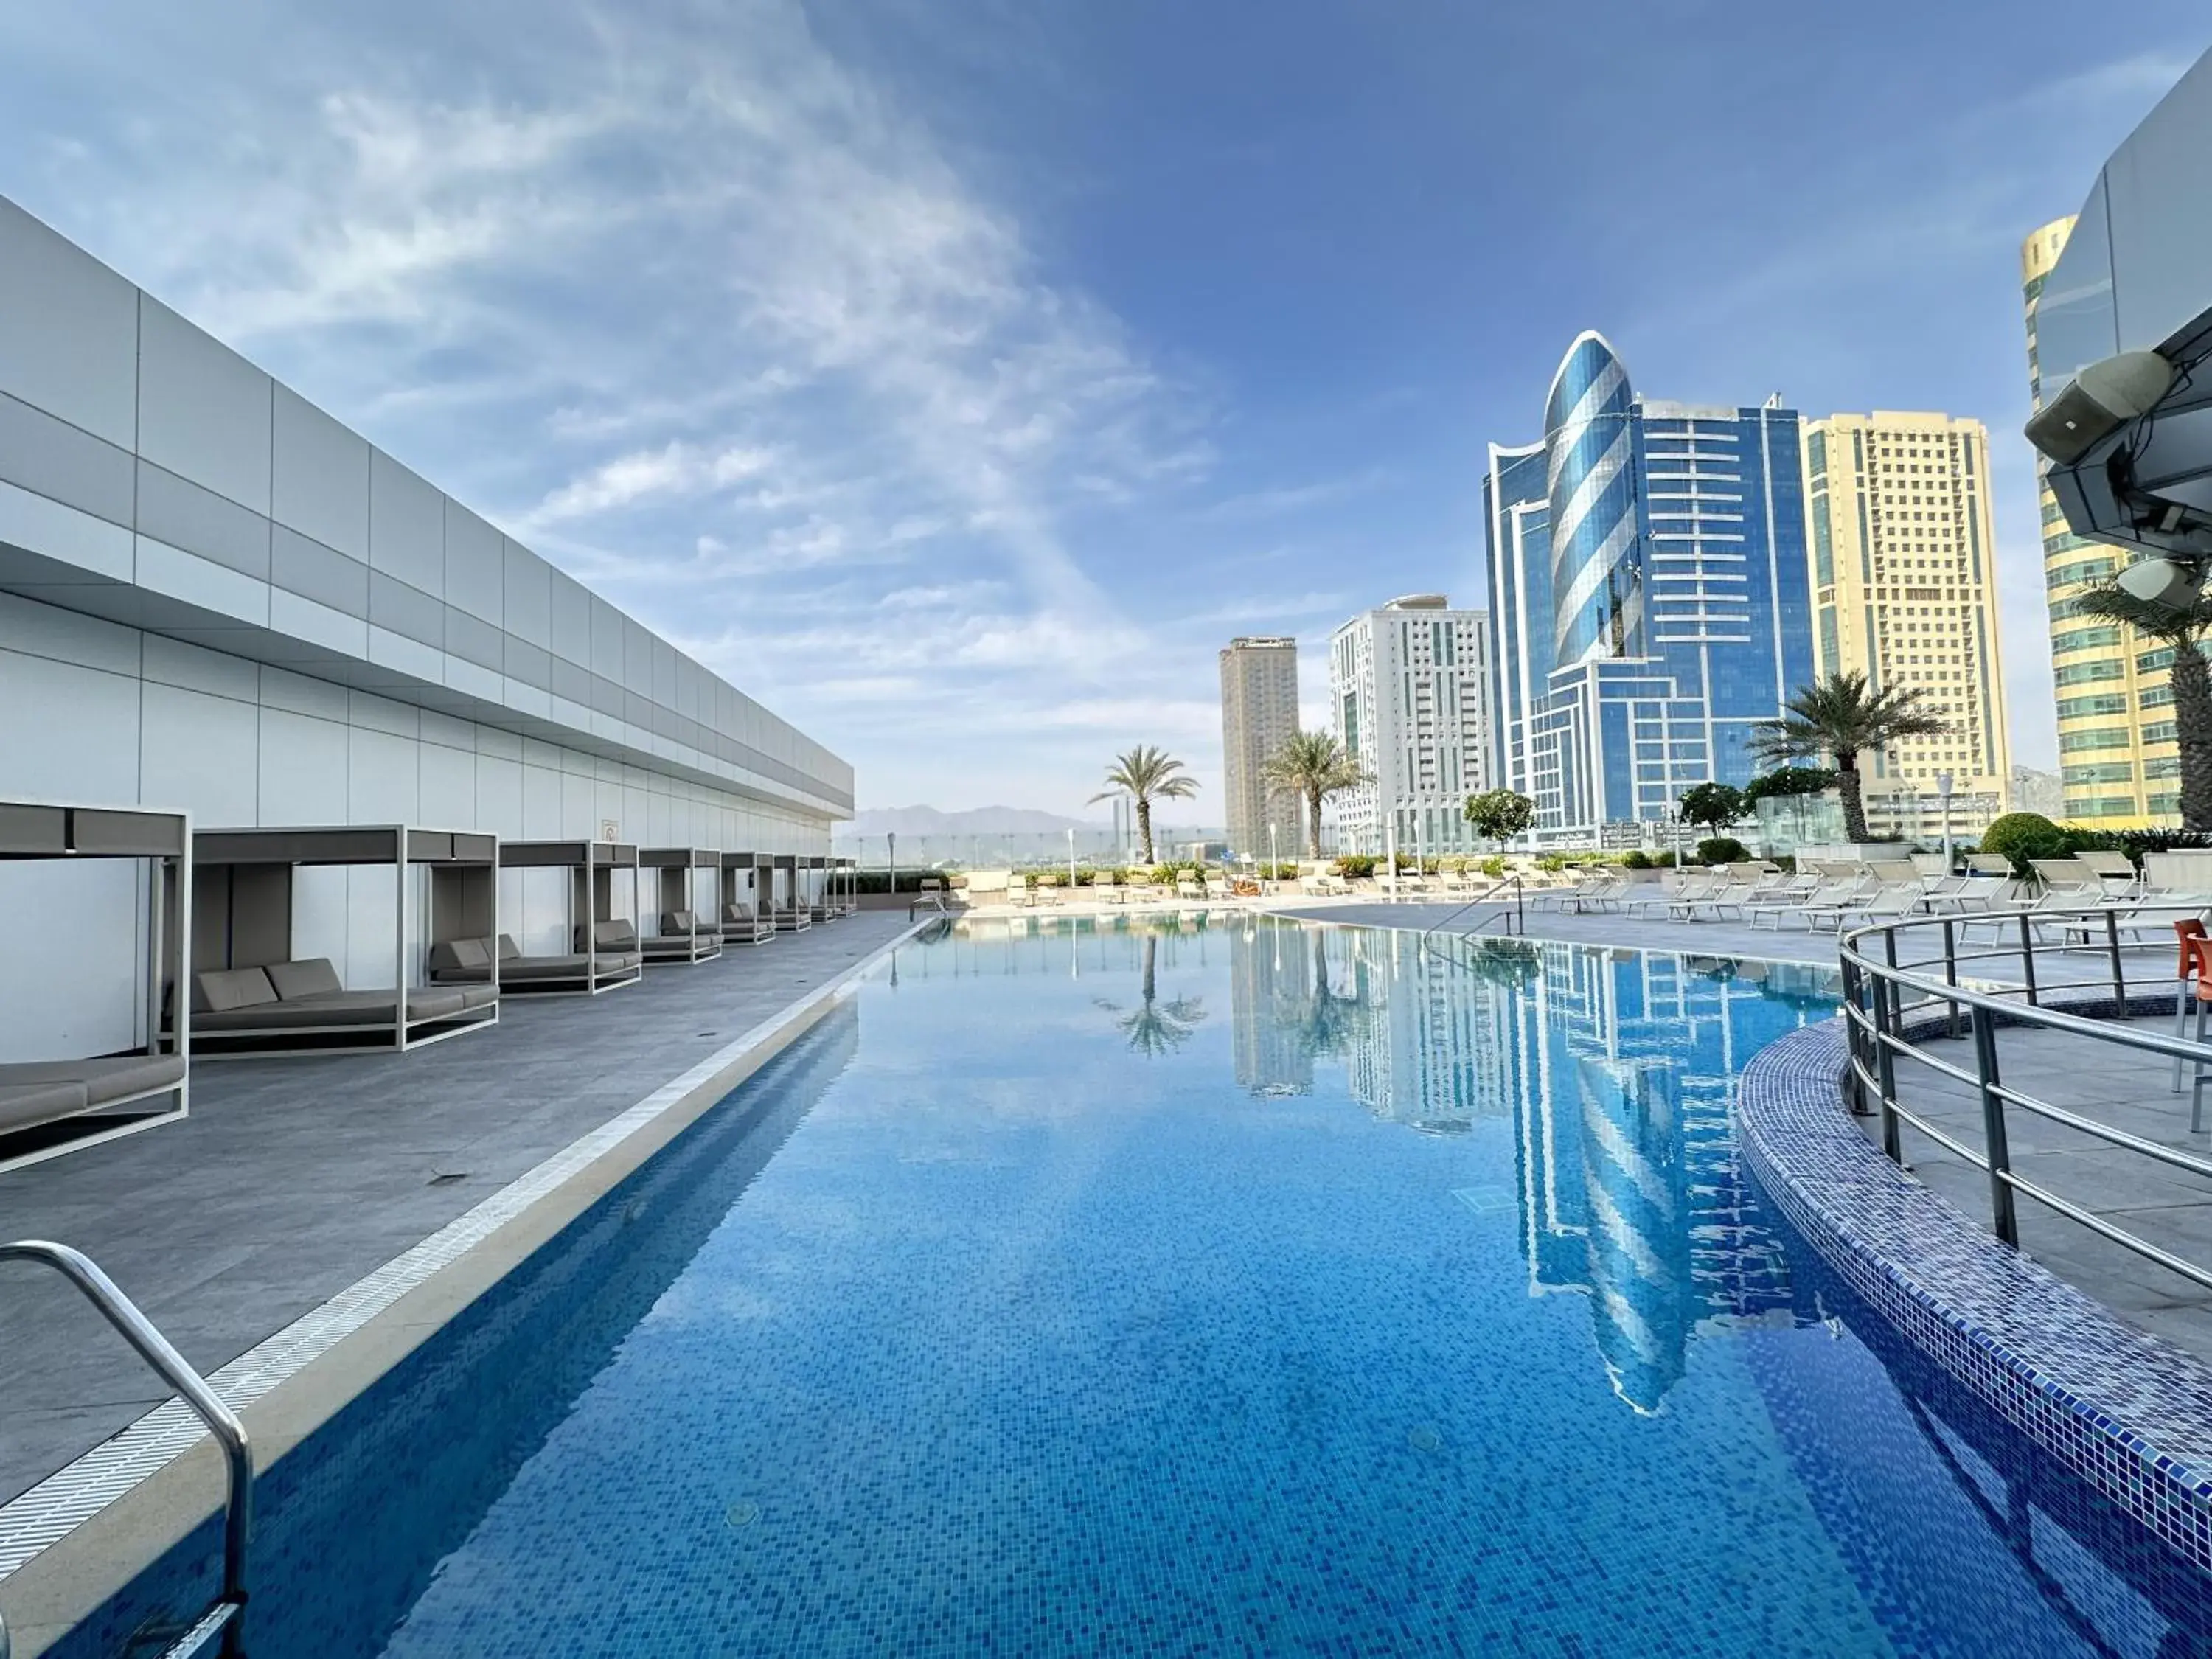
[1736,1016,2212,1578]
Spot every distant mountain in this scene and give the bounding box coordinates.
[844,805,1103,837]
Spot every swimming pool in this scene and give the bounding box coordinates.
[51,917,2212,1655]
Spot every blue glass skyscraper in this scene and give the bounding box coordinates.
[1484,333,1815,844]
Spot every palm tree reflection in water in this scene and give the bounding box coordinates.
[1116,933,1208,1057]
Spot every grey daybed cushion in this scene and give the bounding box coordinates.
[428,937,495,982]
[194,959,476,1030]
[575,919,639,953]
[0,1054,185,1105]
[0,1078,89,1135]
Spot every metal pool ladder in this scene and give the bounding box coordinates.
[0,1242,253,1659]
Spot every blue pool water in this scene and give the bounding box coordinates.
[56,919,2212,1656]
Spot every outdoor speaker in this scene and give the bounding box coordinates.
[2025,349,2176,465]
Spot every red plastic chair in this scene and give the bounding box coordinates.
[2174,919,2208,1093]
[2186,933,2212,1130]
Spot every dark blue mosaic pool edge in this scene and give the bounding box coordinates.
[1735,1015,2212,1578]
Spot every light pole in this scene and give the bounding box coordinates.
[886,832,896,904]
[1937,771,1955,872]
[1268,821,1279,894]
[1067,827,1077,893]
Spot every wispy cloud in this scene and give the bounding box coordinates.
[3,0,1239,809]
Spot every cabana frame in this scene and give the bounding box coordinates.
[639,847,724,964]
[803,854,832,925]
[834,856,858,917]
[0,801,190,1173]
[720,851,774,946]
[771,852,810,932]
[191,826,500,1057]
[489,840,644,995]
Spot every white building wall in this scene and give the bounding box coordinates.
[0,191,848,1062]
[1329,602,1493,855]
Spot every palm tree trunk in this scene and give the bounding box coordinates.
[1837,754,1868,844]
[1306,787,1323,858]
[1136,796,1155,865]
[2174,640,2212,832]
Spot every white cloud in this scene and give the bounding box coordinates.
[0,0,1234,811]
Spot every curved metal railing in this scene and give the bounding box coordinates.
[1836,905,2212,1293]
[0,1242,253,1658]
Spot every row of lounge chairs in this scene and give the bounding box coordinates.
[1534,854,2212,939]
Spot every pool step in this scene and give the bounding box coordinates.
[157,1601,242,1659]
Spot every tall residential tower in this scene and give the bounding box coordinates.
[1219,636,1301,859]
[1484,333,1815,845]
[1801,411,2011,837]
[1328,596,1492,855]
[2024,216,2172,825]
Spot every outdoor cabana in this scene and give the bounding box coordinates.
[720,851,774,946]
[771,852,811,932]
[639,847,724,964]
[481,840,643,995]
[0,802,190,1172]
[830,856,858,917]
[192,826,499,1055]
[804,854,832,925]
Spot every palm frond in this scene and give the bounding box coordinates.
[2071,580,2212,646]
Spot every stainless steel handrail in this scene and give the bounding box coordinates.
[1835,906,2212,1294]
[1416,877,1527,970]
[0,1242,252,1658]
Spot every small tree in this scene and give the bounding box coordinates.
[1260,731,1369,858]
[1750,672,1949,844]
[1678,782,1747,838]
[1464,787,1537,852]
[1743,765,1837,804]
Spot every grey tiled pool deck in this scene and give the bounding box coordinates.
[1858,1013,2212,1368]
[0,912,912,1509]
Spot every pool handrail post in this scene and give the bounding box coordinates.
[0,1241,252,1655]
[1967,1007,2020,1248]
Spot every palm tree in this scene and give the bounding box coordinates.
[1260,730,1368,858]
[1091,745,1198,866]
[2073,581,2212,830]
[1118,934,1207,1057]
[1750,672,1950,844]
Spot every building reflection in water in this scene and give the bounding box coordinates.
[1224,919,1838,1413]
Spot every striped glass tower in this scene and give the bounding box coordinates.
[1545,331,1642,667]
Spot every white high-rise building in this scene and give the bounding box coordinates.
[1218,636,1301,860]
[1329,596,1492,855]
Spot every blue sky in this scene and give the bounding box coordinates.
[0,1,2203,816]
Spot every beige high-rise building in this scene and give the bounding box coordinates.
[2023,217,2173,825]
[1219,636,1301,860]
[1801,412,2011,838]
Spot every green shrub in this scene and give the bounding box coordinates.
[1148,864,1177,886]
[1696,836,1750,866]
[1979,812,2070,877]
[1072,866,1097,886]
[1620,849,1654,870]
[1333,854,1377,880]
[1481,855,1507,879]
